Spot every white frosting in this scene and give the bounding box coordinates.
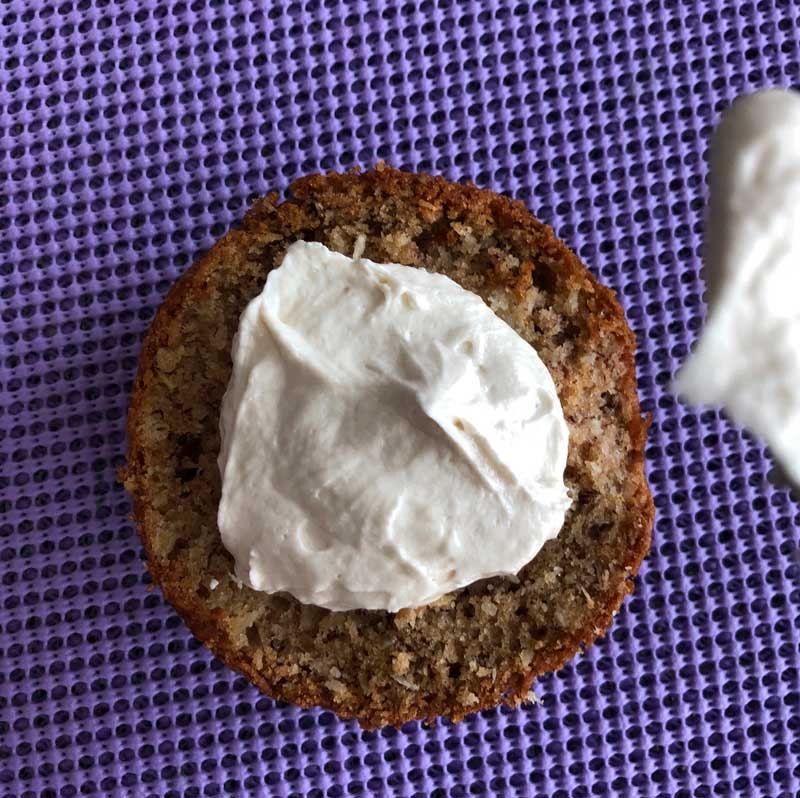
[217,241,571,612]
[674,89,800,484]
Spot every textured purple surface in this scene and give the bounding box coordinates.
[1,1,800,796]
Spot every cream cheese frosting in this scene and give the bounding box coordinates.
[674,89,800,485]
[217,240,571,612]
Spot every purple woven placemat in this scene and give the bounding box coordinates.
[2,1,799,796]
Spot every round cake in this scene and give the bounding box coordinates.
[123,165,654,727]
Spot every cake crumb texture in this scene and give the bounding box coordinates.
[123,166,654,728]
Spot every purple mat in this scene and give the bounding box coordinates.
[2,1,799,796]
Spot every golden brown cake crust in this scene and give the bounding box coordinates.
[123,165,654,728]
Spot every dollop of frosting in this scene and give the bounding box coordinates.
[674,89,800,485]
[218,241,571,612]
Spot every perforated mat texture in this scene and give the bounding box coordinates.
[2,1,800,797]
